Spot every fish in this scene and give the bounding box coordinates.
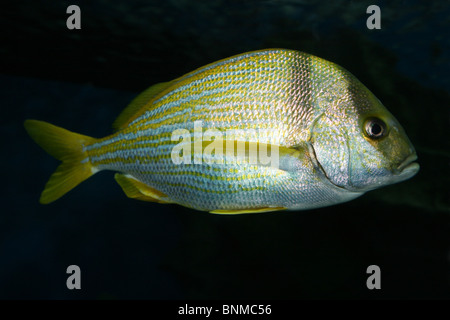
[24,48,419,214]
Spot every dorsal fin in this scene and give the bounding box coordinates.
[112,81,174,131]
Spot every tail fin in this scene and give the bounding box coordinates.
[24,119,97,204]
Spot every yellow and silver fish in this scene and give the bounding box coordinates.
[24,49,419,214]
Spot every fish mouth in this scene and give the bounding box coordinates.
[395,153,420,177]
[397,153,418,171]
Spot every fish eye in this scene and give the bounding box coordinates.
[364,117,387,139]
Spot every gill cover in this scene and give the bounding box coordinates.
[310,113,351,189]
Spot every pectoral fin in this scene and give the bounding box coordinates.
[185,139,308,172]
[210,207,286,214]
[114,173,172,203]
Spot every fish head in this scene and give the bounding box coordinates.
[310,69,419,193]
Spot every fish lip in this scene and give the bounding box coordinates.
[396,153,418,173]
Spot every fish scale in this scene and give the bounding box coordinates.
[82,50,353,211]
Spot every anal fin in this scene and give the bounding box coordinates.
[210,207,286,214]
[114,173,171,203]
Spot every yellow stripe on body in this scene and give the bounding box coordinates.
[128,56,291,128]
[86,121,287,164]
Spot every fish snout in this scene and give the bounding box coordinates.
[394,152,420,180]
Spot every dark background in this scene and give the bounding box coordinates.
[1,0,449,299]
